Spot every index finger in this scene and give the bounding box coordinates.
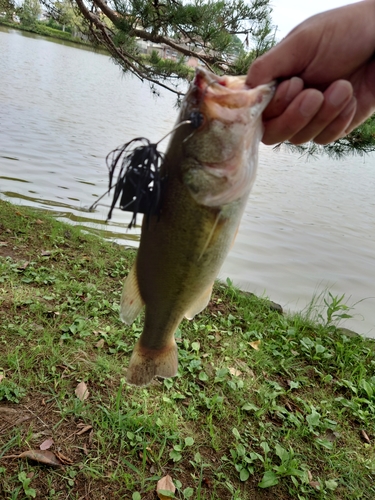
[246,34,313,87]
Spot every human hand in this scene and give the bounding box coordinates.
[246,0,375,145]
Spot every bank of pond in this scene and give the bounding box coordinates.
[0,199,374,499]
[0,18,90,46]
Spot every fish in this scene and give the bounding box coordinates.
[120,68,275,386]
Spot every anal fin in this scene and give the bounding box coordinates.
[184,284,213,320]
[126,341,178,387]
[120,262,144,324]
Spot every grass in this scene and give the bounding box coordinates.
[0,199,374,499]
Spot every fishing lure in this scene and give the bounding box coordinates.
[90,111,204,228]
[106,138,164,228]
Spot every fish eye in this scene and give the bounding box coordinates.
[188,111,205,129]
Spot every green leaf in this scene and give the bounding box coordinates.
[325,479,338,491]
[315,344,326,353]
[198,371,208,381]
[169,450,182,462]
[236,444,246,457]
[183,487,194,498]
[185,437,194,447]
[306,410,321,427]
[232,427,241,440]
[258,471,279,488]
[288,381,300,390]
[260,441,270,454]
[191,342,200,351]
[275,444,290,463]
[215,367,228,380]
[315,438,333,450]
[241,402,259,411]
[132,493,141,500]
[240,468,250,481]
[164,378,173,390]
[157,489,175,498]
[360,379,374,398]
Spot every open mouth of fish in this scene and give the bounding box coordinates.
[181,68,276,207]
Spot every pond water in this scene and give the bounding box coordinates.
[1,27,374,336]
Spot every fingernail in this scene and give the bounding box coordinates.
[299,92,323,118]
[328,83,351,107]
[285,77,303,102]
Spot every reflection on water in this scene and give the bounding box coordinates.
[0,27,374,336]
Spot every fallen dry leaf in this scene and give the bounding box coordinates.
[309,481,320,490]
[0,374,4,383]
[76,425,93,436]
[41,250,51,256]
[95,339,105,348]
[229,367,242,377]
[40,438,54,451]
[156,474,176,499]
[202,477,212,489]
[35,219,44,224]
[361,430,371,444]
[18,450,63,467]
[324,429,340,442]
[75,381,89,401]
[249,340,261,350]
[55,451,74,465]
[285,402,293,412]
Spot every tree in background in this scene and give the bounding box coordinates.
[18,0,41,26]
[42,0,85,35]
[0,0,16,20]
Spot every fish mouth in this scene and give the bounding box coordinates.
[182,69,275,207]
[187,68,275,125]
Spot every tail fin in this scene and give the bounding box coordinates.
[126,341,178,387]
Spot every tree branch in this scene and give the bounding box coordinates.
[88,0,219,65]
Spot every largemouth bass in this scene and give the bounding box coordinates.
[120,68,275,386]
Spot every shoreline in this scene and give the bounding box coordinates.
[0,198,374,499]
[0,19,92,47]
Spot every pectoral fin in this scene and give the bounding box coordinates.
[120,262,144,324]
[184,284,213,320]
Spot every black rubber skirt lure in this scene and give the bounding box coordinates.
[89,138,165,228]
[89,111,204,228]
